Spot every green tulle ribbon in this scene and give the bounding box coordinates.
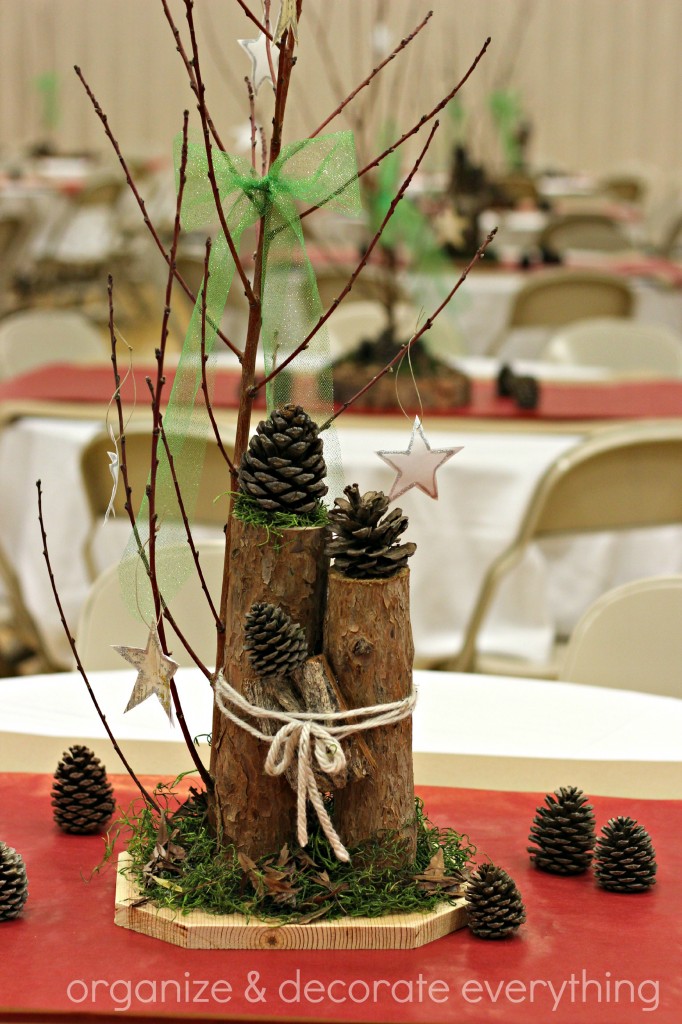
[120,130,360,622]
[489,89,524,171]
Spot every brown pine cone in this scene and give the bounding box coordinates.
[326,483,416,579]
[51,745,115,834]
[238,405,327,515]
[0,842,28,921]
[244,602,308,679]
[594,816,657,893]
[528,786,596,875]
[466,863,526,939]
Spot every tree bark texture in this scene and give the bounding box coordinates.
[323,567,416,861]
[210,518,328,858]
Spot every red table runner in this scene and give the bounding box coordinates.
[2,363,682,421]
[1,773,680,1023]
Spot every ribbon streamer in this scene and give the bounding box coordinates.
[120,131,361,619]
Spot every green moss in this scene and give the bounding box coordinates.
[231,490,329,546]
[115,784,475,924]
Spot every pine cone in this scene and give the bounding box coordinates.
[238,405,327,515]
[244,603,308,679]
[466,863,526,939]
[528,786,596,875]
[594,816,657,893]
[0,842,28,921]
[51,745,115,834]
[326,484,416,579]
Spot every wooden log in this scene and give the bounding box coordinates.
[323,567,416,861]
[210,518,327,859]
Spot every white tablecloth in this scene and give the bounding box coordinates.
[1,668,680,797]
[2,415,682,670]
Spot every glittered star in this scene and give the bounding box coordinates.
[274,0,299,43]
[114,624,178,722]
[377,417,463,501]
[238,32,273,94]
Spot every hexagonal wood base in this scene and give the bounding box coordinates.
[114,853,468,950]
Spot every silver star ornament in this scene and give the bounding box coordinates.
[377,417,462,501]
[238,32,273,94]
[114,624,178,722]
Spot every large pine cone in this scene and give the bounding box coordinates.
[244,603,308,679]
[528,786,596,875]
[594,816,657,893]
[238,405,327,515]
[326,483,416,579]
[51,745,115,834]
[0,842,28,921]
[466,863,526,939]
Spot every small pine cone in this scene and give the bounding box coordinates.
[51,745,115,835]
[594,816,657,893]
[238,405,327,515]
[244,603,308,679]
[0,842,28,922]
[528,786,596,875]
[466,863,526,939]
[326,483,416,579]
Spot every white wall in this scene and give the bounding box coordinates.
[1,0,681,194]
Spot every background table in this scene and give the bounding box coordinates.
[2,669,681,798]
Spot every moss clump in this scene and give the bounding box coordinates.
[116,785,475,924]
[231,491,329,546]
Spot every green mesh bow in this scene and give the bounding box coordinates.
[120,131,360,620]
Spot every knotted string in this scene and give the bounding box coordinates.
[120,131,361,620]
[214,671,417,863]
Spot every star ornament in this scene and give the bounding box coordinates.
[238,32,273,94]
[377,417,463,501]
[114,624,178,723]
[274,0,299,44]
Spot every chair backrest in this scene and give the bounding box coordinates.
[76,538,226,670]
[542,317,682,377]
[327,300,460,362]
[507,270,634,331]
[456,421,682,671]
[0,309,107,379]
[559,575,682,697]
[538,214,631,253]
[80,424,232,580]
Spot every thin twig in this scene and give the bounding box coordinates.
[300,36,491,223]
[200,238,237,475]
[320,229,498,427]
[183,0,257,306]
[36,481,159,811]
[159,0,227,152]
[235,0,273,41]
[73,66,242,359]
[250,119,441,395]
[144,377,225,632]
[310,10,433,139]
[245,76,257,171]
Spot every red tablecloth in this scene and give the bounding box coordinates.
[1,774,680,1023]
[2,363,682,422]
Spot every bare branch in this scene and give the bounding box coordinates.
[183,0,257,306]
[200,239,237,476]
[310,10,433,139]
[245,76,257,170]
[250,119,441,396]
[73,66,242,359]
[300,36,491,223]
[36,480,159,811]
[235,0,273,41]
[320,229,498,427]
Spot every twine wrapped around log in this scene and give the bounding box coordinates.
[214,672,416,863]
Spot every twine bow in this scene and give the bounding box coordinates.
[215,673,417,862]
[120,132,360,618]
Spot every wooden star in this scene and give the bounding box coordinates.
[114,624,178,722]
[238,32,273,94]
[274,0,298,44]
[377,417,462,501]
